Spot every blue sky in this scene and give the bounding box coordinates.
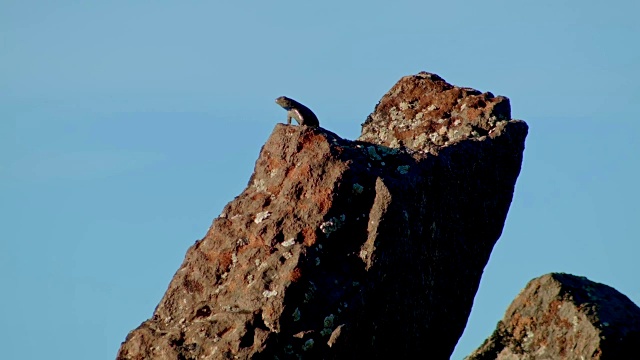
[2,1,639,359]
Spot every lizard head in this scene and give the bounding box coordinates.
[275,96,293,110]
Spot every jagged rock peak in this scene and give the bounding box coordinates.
[360,71,512,154]
[117,72,528,359]
[467,273,640,360]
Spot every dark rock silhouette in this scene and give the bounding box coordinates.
[116,72,528,359]
[467,273,640,360]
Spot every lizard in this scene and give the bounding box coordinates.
[275,96,320,127]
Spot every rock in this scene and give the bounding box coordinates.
[116,72,528,359]
[359,71,512,153]
[466,273,640,360]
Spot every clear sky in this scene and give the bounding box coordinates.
[2,1,639,359]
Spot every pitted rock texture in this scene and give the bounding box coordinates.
[117,72,528,359]
[360,72,512,154]
[466,273,640,360]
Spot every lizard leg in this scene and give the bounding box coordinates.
[287,115,292,125]
[292,109,304,125]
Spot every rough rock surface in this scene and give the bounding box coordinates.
[359,72,512,153]
[467,273,640,360]
[116,72,528,359]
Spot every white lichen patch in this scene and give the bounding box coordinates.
[449,129,461,141]
[280,238,296,247]
[389,107,404,121]
[252,178,267,192]
[427,104,438,111]
[523,330,535,349]
[257,261,268,271]
[236,238,249,247]
[283,251,293,260]
[397,165,410,174]
[352,183,364,194]
[413,133,429,148]
[320,214,346,235]
[254,211,271,224]
[262,289,278,298]
[269,169,278,178]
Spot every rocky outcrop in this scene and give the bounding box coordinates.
[359,72,512,153]
[467,273,640,360]
[116,72,528,359]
